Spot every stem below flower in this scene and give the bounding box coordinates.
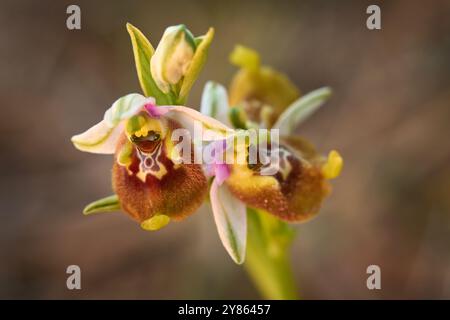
[245,208,299,300]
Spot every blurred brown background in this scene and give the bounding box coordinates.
[1,0,450,299]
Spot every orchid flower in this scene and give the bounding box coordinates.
[72,94,231,229]
[71,89,252,263]
[195,45,344,298]
[71,23,249,264]
[70,21,344,284]
[200,44,344,224]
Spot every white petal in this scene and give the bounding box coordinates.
[200,81,231,126]
[164,105,233,141]
[72,93,151,154]
[273,87,332,135]
[209,180,247,264]
[104,93,151,126]
[71,120,124,154]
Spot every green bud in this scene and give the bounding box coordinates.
[150,25,196,93]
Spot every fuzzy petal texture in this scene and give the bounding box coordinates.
[113,135,208,222]
[225,139,330,222]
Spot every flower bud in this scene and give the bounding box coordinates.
[151,25,196,93]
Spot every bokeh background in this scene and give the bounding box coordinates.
[1,0,450,299]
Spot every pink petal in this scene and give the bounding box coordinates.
[214,163,230,185]
[203,140,230,184]
[144,103,169,118]
[204,163,215,177]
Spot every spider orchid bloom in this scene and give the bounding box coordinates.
[199,57,344,225]
[71,94,232,231]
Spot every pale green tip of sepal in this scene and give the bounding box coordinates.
[178,27,215,104]
[140,215,171,231]
[273,87,332,135]
[83,195,121,215]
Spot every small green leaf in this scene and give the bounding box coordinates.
[178,28,215,104]
[126,23,173,104]
[273,87,332,135]
[83,195,120,215]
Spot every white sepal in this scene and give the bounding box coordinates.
[200,81,231,126]
[209,180,247,264]
[71,93,149,154]
[273,87,332,135]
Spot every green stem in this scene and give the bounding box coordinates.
[245,208,299,300]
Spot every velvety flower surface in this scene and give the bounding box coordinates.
[72,24,252,264]
[112,118,208,223]
[225,140,330,222]
[72,94,231,231]
[71,90,248,262]
[200,45,343,225]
